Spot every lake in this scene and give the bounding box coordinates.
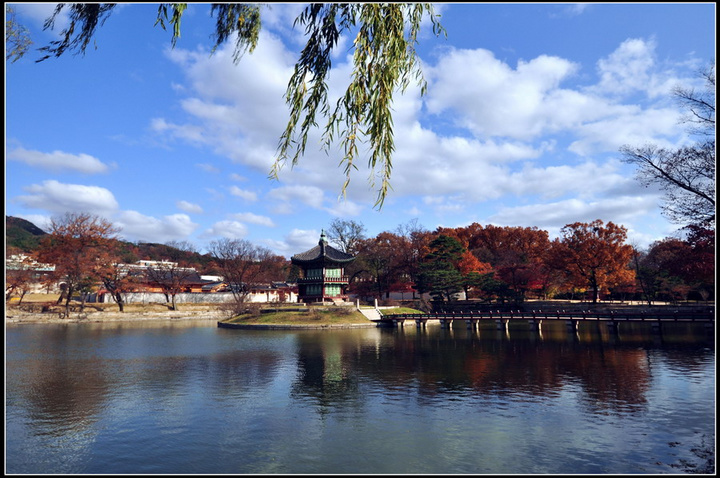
[5,318,715,474]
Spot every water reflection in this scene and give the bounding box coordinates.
[5,320,714,474]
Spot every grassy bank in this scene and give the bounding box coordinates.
[222,308,368,325]
[6,294,425,326]
[220,306,424,326]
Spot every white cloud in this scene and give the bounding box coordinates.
[267,185,325,213]
[324,199,364,218]
[595,38,656,97]
[8,147,112,174]
[176,200,203,214]
[13,4,68,31]
[569,107,681,155]
[115,211,198,243]
[230,212,275,227]
[262,228,321,258]
[155,30,294,171]
[203,220,249,239]
[16,180,119,214]
[196,163,220,173]
[488,195,659,230]
[229,186,258,202]
[426,48,580,140]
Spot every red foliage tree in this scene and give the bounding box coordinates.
[547,220,635,303]
[37,213,120,315]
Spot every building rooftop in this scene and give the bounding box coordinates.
[290,231,355,265]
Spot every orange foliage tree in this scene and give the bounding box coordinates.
[37,213,120,315]
[548,220,635,303]
[451,223,550,302]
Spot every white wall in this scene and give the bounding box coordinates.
[103,290,298,304]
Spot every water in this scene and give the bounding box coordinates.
[5,319,715,474]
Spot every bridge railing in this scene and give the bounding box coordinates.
[379,308,715,323]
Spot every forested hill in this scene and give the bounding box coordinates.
[6,216,47,252]
[5,216,216,272]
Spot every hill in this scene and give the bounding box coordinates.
[5,216,217,273]
[6,216,48,252]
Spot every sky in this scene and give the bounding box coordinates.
[5,3,716,258]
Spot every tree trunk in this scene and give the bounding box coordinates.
[113,292,125,312]
[64,286,74,317]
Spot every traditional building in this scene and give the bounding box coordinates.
[291,231,355,303]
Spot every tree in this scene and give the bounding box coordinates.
[5,247,36,304]
[394,219,431,298]
[143,261,197,311]
[620,63,715,228]
[547,220,635,304]
[207,238,286,305]
[354,232,406,300]
[456,250,493,299]
[5,6,32,63]
[36,213,120,316]
[417,235,466,303]
[640,226,715,303]
[99,261,139,313]
[325,219,366,254]
[16,3,445,207]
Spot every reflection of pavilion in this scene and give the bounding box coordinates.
[291,231,355,304]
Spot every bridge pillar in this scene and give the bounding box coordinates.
[439,319,453,329]
[495,319,508,331]
[415,319,427,329]
[528,319,542,332]
[566,320,579,332]
[465,319,478,330]
[606,321,620,333]
[392,319,405,328]
[650,321,662,334]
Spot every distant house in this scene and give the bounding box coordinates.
[92,261,297,304]
[244,282,297,303]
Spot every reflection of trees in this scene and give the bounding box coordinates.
[339,327,705,414]
[560,347,651,413]
[290,333,362,411]
[8,325,289,439]
[9,328,111,437]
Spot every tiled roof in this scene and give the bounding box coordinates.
[291,232,355,265]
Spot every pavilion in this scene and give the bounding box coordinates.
[290,231,355,303]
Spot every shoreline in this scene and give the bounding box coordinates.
[5,308,376,328]
[5,308,226,325]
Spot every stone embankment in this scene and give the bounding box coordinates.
[5,306,226,324]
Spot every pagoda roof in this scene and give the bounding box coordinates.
[291,231,355,265]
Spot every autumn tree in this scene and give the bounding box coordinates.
[620,63,715,228]
[5,247,36,303]
[98,261,139,312]
[639,226,715,303]
[394,219,432,299]
[547,220,635,304]
[36,213,120,316]
[455,250,493,299]
[354,232,407,300]
[143,261,198,311]
[457,224,550,302]
[208,238,287,305]
[14,3,445,207]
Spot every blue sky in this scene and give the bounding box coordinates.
[6,3,716,257]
